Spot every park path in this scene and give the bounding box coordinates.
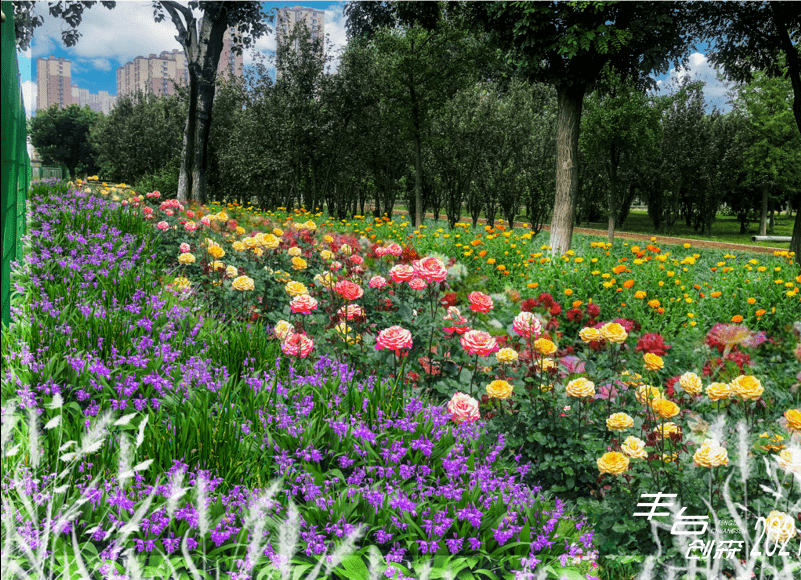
[388,209,788,256]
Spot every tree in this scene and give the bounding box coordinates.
[29,104,100,179]
[469,1,695,254]
[14,1,270,205]
[581,69,660,242]
[699,1,801,261]
[90,91,185,183]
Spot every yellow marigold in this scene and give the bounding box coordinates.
[622,436,648,459]
[208,245,225,259]
[634,290,647,299]
[643,353,664,371]
[579,327,602,343]
[729,375,764,400]
[291,256,307,271]
[486,379,513,399]
[606,412,634,431]
[635,385,662,405]
[597,451,629,476]
[600,322,628,344]
[285,281,308,297]
[232,275,254,291]
[534,338,557,355]
[758,432,786,452]
[679,372,703,395]
[765,511,797,543]
[654,422,681,439]
[651,398,680,419]
[496,348,519,364]
[566,377,595,398]
[178,253,195,265]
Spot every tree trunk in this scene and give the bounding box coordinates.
[549,85,585,255]
[769,198,775,233]
[792,194,801,267]
[759,185,769,237]
[410,90,423,228]
[607,143,618,244]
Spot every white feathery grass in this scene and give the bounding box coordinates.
[323,523,365,577]
[125,547,144,580]
[114,412,137,426]
[737,419,751,485]
[415,557,432,580]
[366,545,383,580]
[118,433,133,485]
[27,408,40,469]
[77,411,113,457]
[166,468,186,521]
[135,414,149,448]
[277,500,300,580]
[196,474,209,538]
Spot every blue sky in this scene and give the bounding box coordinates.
[18,1,732,116]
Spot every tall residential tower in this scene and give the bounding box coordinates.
[36,56,73,111]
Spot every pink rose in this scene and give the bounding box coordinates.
[409,278,427,290]
[376,325,413,352]
[468,292,493,313]
[336,280,364,301]
[369,276,388,289]
[281,333,314,358]
[375,246,388,257]
[448,392,480,424]
[163,209,174,216]
[201,215,211,226]
[290,294,318,314]
[156,221,169,230]
[184,221,197,231]
[186,210,195,218]
[142,207,153,215]
[389,264,414,283]
[386,243,403,257]
[413,256,447,283]
[513,311,542,339]
[350,255,364,265]
[179,243,191,253]
[330,261,343,271]
[460,330,498,356]
[337,303,365,320]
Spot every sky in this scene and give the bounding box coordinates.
[17,1,732,118]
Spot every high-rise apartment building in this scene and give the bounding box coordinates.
[71,85,117,114]
[36,56,74,111]
[276,5,325,79]
[116,29,242,98]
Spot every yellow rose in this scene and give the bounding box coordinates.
[285,281,309,297]
[273,320,294,341]
[784,409,801,431]
[232,275,254,291]
[776,448,801,476]
[679,372,703,395]
[339,244,352,256]
[291,257,308,271]
[334,322,361,345]
[304,220,317,231]
[243,236,259,249]
[323,234,333,243]
[314,271,336,289]
[252,247,264,257]
[496,348,519,364]
[536,358,556,371]
[216,211,228,222]
[579,327,602,343]
[320,249,334,260]
[172,276,191,291]
[235,226,246,235]
[208,245,225,259]
[486,379,513,399]
[651,398,680,419]
[622,436,648,459]
[288,247,302,257]
[210,260,225,271]
[178,253,195,265]
[765,511,796,543]
[606,412,634,431]
[643,353,664,371]
[635,385,662,405]
[226,265,239,278]
[706,382,731,401]
[260,233,281,250]
[654,422,681,439]
[600,322,628,344]
[566,378,595,399]
[539,383,553,392]
[597,451,630,476]
[534,338,557,355]
[729,375,764,400]
[232,241,246,252]
[273,228,284,236]
[693,439,728,467]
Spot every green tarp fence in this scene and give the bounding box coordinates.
[0,0,30,330]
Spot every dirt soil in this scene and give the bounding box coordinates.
[390,210,789,256]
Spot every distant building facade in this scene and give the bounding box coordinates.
[71,85,117,114]
[276,5,325,79]
[36,56,73,111]
[116,29,242,98]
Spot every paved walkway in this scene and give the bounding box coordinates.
[390,209,789,256]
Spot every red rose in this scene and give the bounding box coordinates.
[468,291,494,313]
[335,280,364,301]
[460,330,498,356]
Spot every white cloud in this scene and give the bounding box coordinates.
[91,58,113,72]
[21,80,37,117]
[655,52,733,112]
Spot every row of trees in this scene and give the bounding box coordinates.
[18,1,801,261]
